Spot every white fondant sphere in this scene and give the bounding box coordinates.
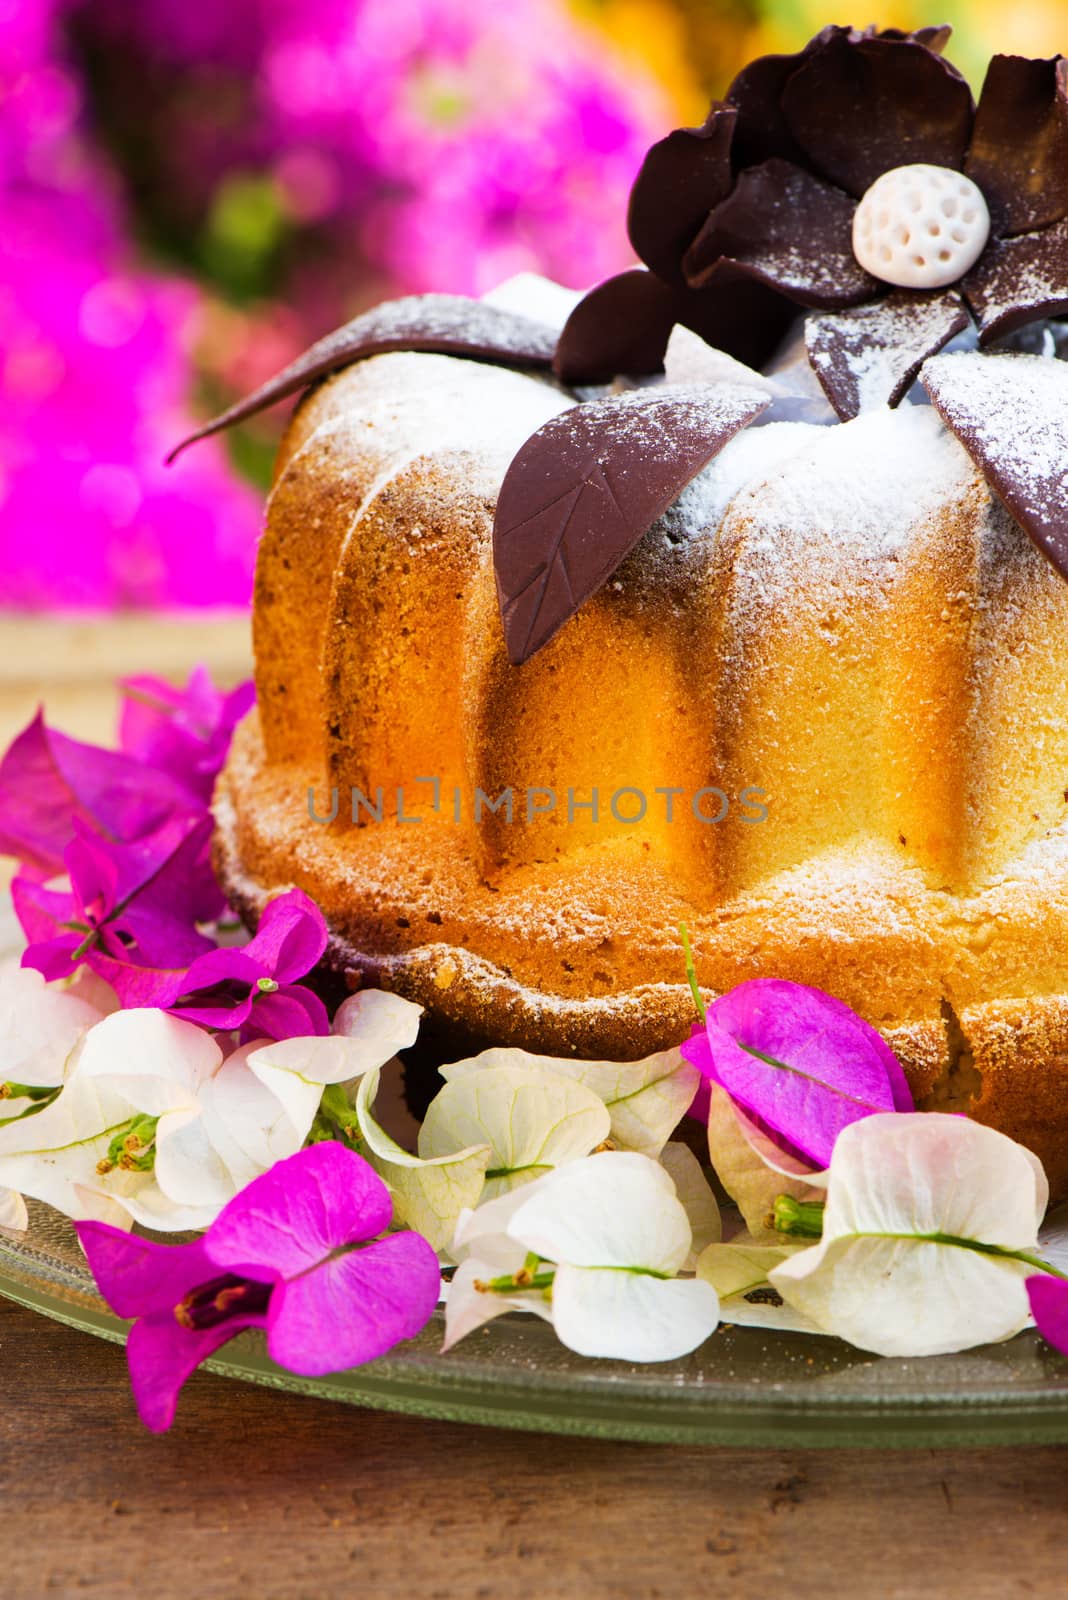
[852,165,990,290]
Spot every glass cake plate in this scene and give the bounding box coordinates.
[5,1201,1068,1447]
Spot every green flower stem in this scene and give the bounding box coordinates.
[772,1195,826,1237]
[484,1162,549,1182]
[0,1084,62,1128]
[307,1082,364,1149]
[852,1231,1068,1280]
[679,921,707,1024]
[771,1196,1068,1280]
[70,928,101,961]
[477,1268,556,1295]
[0,1082,61,1103]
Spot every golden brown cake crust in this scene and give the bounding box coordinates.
[218,347,1068,1197]
[215,714,1068,1198]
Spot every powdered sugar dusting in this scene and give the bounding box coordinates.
[678,421,818,532]
[288,351,573,496]
[720,404,976,613]
[481,272,583,332]
[662,325,781,394]
[807,292,968,420]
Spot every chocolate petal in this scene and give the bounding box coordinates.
[554,266,796,388]
[626,104,737,284]
[966,55,1068,237]
[963,220,1068,343]
[922,350,1068,580]
[493,383,769,664]
[683,159,877,311]
[676,263,798,370]
[806,290,970,420]
[725,30,840,169]
[166,295,558,463]
[553,271,676,385]
[782,32,974,199]
[913,25,953,53]
[865,25,952,52]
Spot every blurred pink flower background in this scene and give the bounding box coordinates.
[0,0,667,608]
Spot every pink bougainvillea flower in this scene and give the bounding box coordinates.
[76,1141,442,1431]
[167,888,330,1040]
[119,668,255,805]
[19,868,327,1042]
[1027,1276,1068,1360]
[681,979,913,1170]
[0,710,201,876]
[15,815,220,986]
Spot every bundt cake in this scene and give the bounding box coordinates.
[196,26,1068,1192]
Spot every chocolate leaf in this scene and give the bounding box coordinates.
[683,159,876,311]
[553,271,676,385]
[806,290,969,420]
[966,55,1068,237]
[626,105,737,284]
[922,350,1068,580]
[963,219,1068,344]
[493,384,769,664]
[782,33,974,199]
[166,295,558,463]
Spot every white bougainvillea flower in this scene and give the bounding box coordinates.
[246,992,479,1255]
[0,964,106,1103]
[446,1151,720,1363]
[0,1008,230,1229]
[240,993,481,1257]
[769,1114,1050,1356]
[332,989,424,1054]
[706,1084,825,1240]
[0,1011,214,1222]
[420,1063,610,1200]
[658,1141,721,1267]
[355,1067,490,1255]
[0,995,421,1232]
[0,964,112,1230]
[194,1040,311,1196]
[441,1045,699,1158]
[245,988,422,1138]
[444,1184,554,1347]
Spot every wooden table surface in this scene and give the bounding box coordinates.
[1,616,1066,1599]
[1,1294,1065,1600]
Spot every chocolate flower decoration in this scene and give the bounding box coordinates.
[164,26,1068,661]
[557,30,1068,422]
